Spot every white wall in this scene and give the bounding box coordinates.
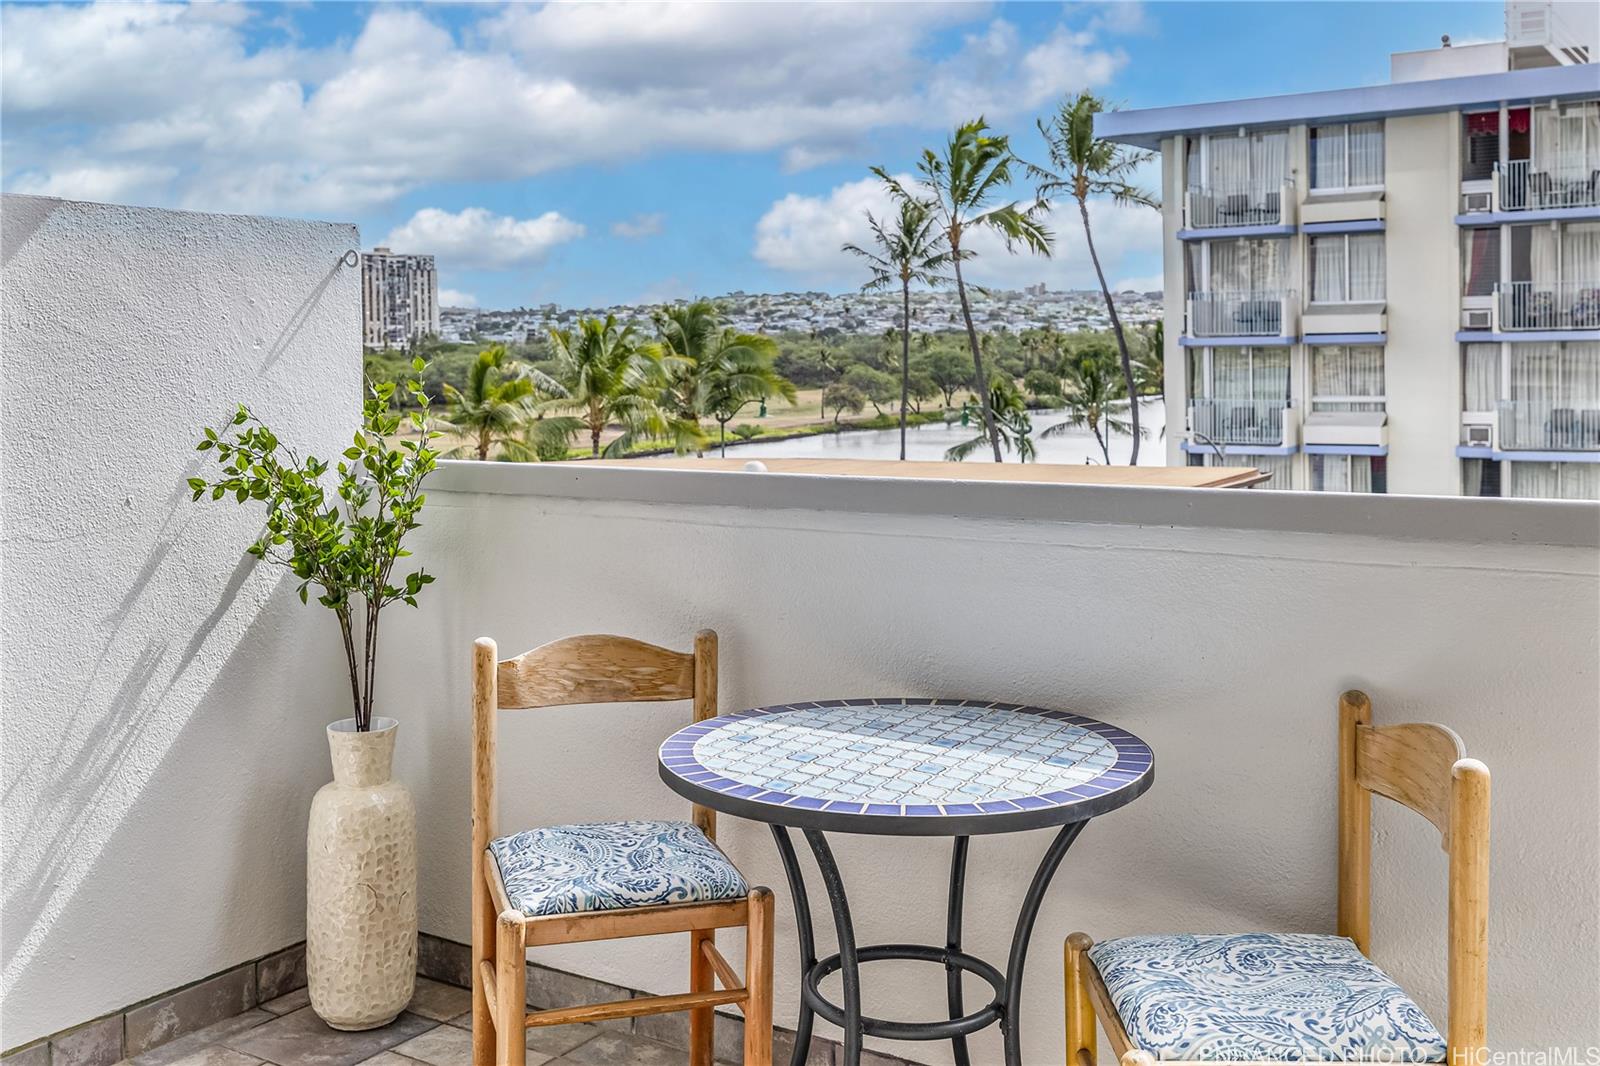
[1,196,359,1046]
[393,462,1600,1064]
[1385,112,1467,497]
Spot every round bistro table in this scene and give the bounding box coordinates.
[657,698,1154,1066]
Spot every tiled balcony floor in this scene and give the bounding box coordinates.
[113,979,744,1066]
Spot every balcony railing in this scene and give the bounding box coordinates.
[1495,280,1600,331]
[1498,400,1600,450]
[1183,181,1294,229]
[1186,290,1295,337]
[1497,160,1600,211]
[1189,399,1294,446]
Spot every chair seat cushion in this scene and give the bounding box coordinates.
[1087,933,1447,1062]
[489,820,748,918]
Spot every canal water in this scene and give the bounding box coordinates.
[722,400,1168,465]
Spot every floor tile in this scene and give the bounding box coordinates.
[390,1024,553,1066]
[257,947,307,1004]
[156,1049,263,1066]
[554,1032,682,1066]
[121,1012,275,1066]
[260,990,311,1017]
[221,1009,435,1066]
[403,981,472,1024]
[433,1015,594,1059]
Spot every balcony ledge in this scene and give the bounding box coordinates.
[429,460,1599,550]
[1180,334,1297,347]
[1456,205,1600,226]
[1456,328,1600,343]
[1456,445,1600,463]
[1177,223,1296,241]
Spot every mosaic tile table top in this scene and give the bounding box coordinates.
[658,698,1154,835]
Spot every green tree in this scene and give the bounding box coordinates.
[541,316,689,457]
[842,197,950,459]
[1135,320,1165,398]
[906,366,938,412]
[1040,344,1136,465]
[696,330,796,456]
[947,374,1035,462]
[1023,367,1061,403]
[439,344,539,461]
[878,120,1051,462]
[1034,91,1159,463]
[843,365,897,417]
[822,382,866,424]
[925,347,971,407]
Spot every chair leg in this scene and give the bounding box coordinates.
[495,914,526,1066]
[1064,933,1096,1066]
[688,928,715,1066]
[472,865,495,1066]
[743,888,774,1066]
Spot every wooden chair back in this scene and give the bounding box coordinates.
[471,631,721,898]
[1336,690,1490,1056]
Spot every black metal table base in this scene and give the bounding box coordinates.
[769,822,1086,1066]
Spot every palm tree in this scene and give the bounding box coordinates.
[439,344,538,461]
[1040,344,1135,465]
[696,329,796,456]
[1034,91,1158,464]
[877,119,1052,462]
[843,196,950,459]
[1134,320,1165,399]
[541,315,689,457]
[654,300,794,455]
[946,374,1035,462]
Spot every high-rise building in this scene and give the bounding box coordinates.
[361,247,439,348]
[1099,1,1599,498]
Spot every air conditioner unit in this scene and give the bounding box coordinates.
[1461,308,1494,330]
[1461,191,1493,213]
[1461,412,1498,449]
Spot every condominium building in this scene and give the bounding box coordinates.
[361,247,439,348]
[1099,2,1599,498]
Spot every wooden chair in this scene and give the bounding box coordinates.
[1065,691,1490,1065]
[471,631,774,1066]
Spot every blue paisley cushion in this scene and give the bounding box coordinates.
[1088,934,1447,1062]
[488,820,748,918]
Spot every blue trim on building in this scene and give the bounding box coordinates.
[1304,444,1389,457]
[1303,332,1387,346]
[1455,206,1600,226]
[1180,335,1296,348]
[1301,220,1385,234]
[1453,445,1600,463]
[1097,64,1599,149]
[1456,330,1600,344]
[1177,224,1296,241]
[1180,440,1297,457]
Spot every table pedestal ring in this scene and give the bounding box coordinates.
[772,821,1086,1066]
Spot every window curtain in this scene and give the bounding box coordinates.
[1557,463,1600,500]
[1562,222,1600,286]
[1508,460,1599,500]
[1462,229,1499,297]
[1210,347,1289,402]
[1511,342,1600,408]
[1249,453,1293,490]
[1463,343,1500,411]
[1312,345,1385,410]
[1310,236,1346,302]
[1208,239,1282,294]
[1250,130,1288,191]
[1530,225,1559,287]
[1349,234,1385,300]
[1348,121,1384,186]
[1310,126,1345,189]
[1208,134,1251,193]
[1538,102,1600,180]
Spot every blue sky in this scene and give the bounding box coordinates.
[2,1,1503,309]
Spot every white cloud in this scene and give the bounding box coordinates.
[7,163,177,204]
[753,175,1162,293]
[439,289,479,309]
[2,2,1136,215]
[380,207,585,270]
[610,213,663,240]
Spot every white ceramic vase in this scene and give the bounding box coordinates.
[306,716,417,1030]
